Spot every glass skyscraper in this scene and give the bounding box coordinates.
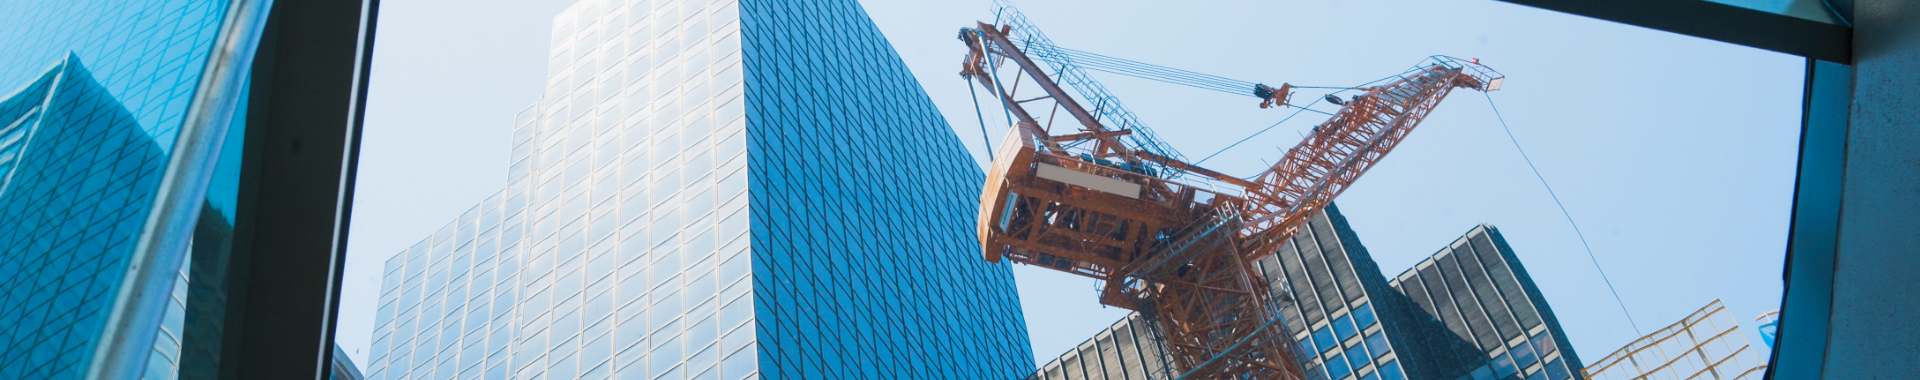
[1028,311,1176,380]
[0,53,364,380]
[0,54,176,380]
[1259,205,1409,380]
[1027,204,1583,380]
[1028,204,1410,380]
[360,1,1032,380]
[0,0,290,377]
[1386,225,1583,380]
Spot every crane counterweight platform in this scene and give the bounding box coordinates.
[960,6,1503,380]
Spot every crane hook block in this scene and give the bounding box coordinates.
[1254,83,1292,109]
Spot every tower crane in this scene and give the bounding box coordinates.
[959,7,1504,380]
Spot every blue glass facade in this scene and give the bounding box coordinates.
[738,0,1033,378]
[0,0,336,378]
[360,1,1030,380]
[0,55,172,380]
[0,0,231,147]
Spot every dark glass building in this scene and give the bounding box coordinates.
[1029,312,1175,380]
[1386,225,1583,380]
[1029,204,1581,380]
[359,0,1032,379]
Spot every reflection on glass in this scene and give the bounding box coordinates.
[0,54,170,379]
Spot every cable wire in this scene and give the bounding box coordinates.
[1194,97,1324,166]
[1484,92,1642,336]
[967,78,995,161]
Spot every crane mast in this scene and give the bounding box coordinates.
[962,11,1503,380]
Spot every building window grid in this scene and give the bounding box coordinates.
[372,0,1022,379]
[1040,211,1619,380]
[1271,214,1389,380]
[1390,229,1572,380]
[1581,301,1765,380]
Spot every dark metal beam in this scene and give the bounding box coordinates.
[178,0,377,379]
[1494,0,1852,63]
[1764,57,1849,380]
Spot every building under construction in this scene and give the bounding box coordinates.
[1024,204,1585,380]
[1582,301,1767,380]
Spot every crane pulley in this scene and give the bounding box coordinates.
[960,5,1504,380]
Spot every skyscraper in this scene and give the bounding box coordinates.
[335,345,369,380]
[1026,205,1583,380]
[360,1,1033,380]
[1581,300,1765,380]
[1027,204,1410,380]
[3,0,389,377]
[1256,204,1412,380]
[1386,225,1583,380]
[0,55,170,380]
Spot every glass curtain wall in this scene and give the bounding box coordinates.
[1029,206,1587,380]
[0,0,264,379]
[363,0,1035,379]
[739,0,1034,377]
[360,0,746,378]
[1388,226,1584,380]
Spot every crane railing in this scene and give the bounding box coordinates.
[990,0,1193,180]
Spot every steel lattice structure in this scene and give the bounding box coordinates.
[961,13,1503,380]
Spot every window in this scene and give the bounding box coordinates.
[1544,357,1570,380]
[1364,331,1390,359]
[1529,331,1557,357]
[1377,360,1405,380]
[1491,354,1518,379]
[1313,326,1337,353]
[1470,365,1494,380]
[1333,314,1358,341]
[1353,302,1377,329]
[1327,353,1352,380]
[1511,341,1538,368]
[1347,345,1371,371]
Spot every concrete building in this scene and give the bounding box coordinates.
[1028,204,1581,380]
[357,0,1032,379]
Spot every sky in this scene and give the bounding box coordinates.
[336,0,1806,371]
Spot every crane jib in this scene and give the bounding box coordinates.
[963,5,1505,379]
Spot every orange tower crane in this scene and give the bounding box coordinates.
[959,14,1505,380]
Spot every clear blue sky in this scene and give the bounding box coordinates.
[337,0,1804,370]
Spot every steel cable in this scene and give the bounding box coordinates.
[1484,92,1643,336]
